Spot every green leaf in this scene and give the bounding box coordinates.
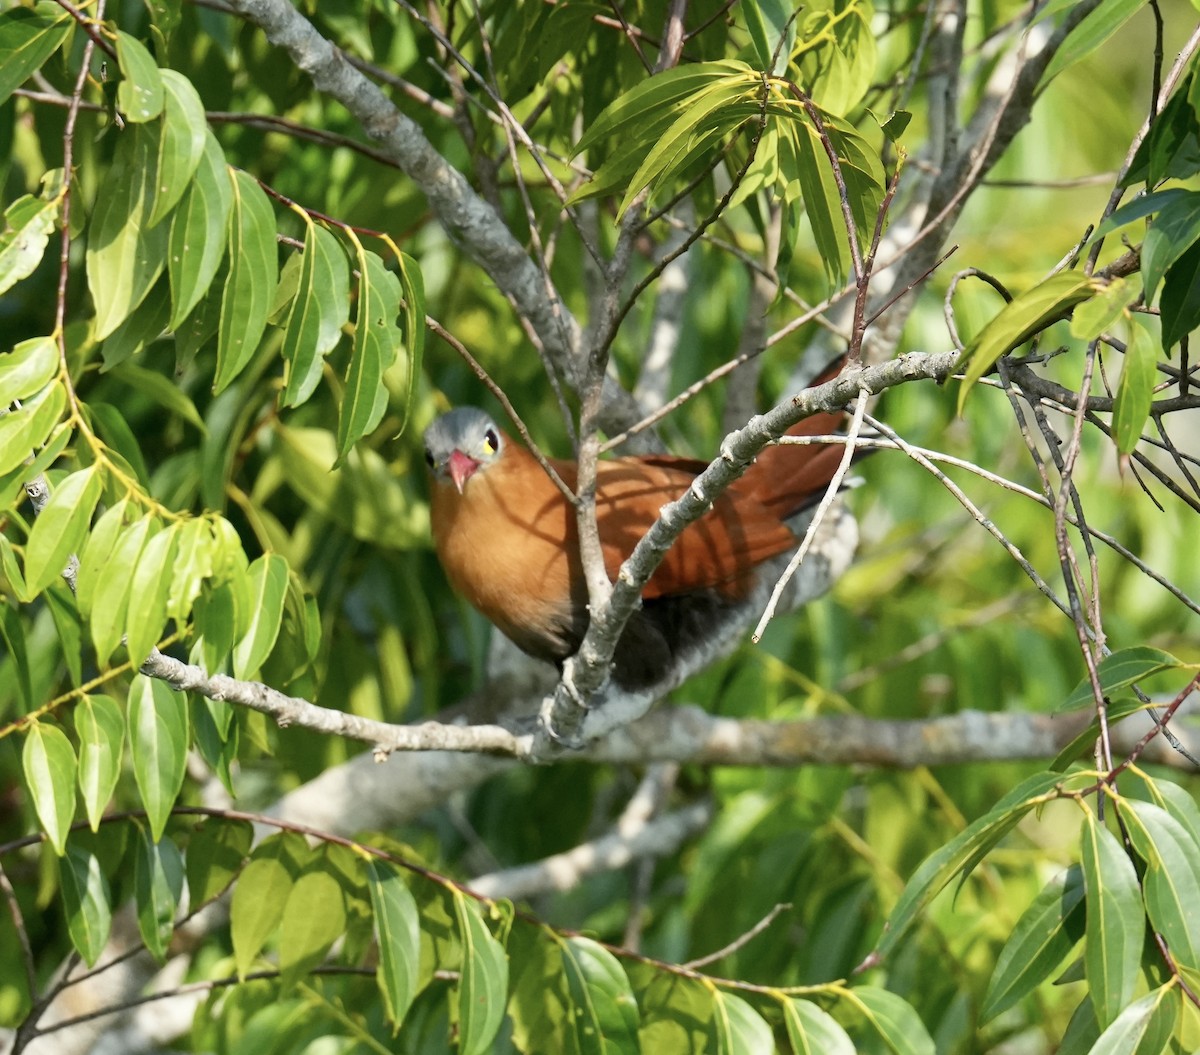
[115,31,164,123]
[1121,800,1200,970]
[744,0,796,75]
[23,464,103,597]
[1094,188,1189,240]
[0,5,71,106]
[782,998,855,1055]
[280,221,351,407]
[166,516,217,624]
[22,722,77,855]
[89,514,155,666]
[231,836,298,978]
[366,858,422,1029]
[125,521,181,666]
[278,865,347,989]
[395,251,425,435]
[560,936,640,1053]
[875,108,912,144]
[618,78,760,217]
[86,126,170,339]
[0,376,65,479]
[147,70,207,228]
[1111,318,1157,454]
[1050,698,1147,772]
[573,61,753,159]
[871,771,1065,963]
[128,674,189,842]
[1069,276,1139,341]
[710,990,772,1054]
[0,195,58,296]
[1141,191,1200,302]
[60,841,113,967]
[0,334,57,402]
[0,599,32,707]
[452,891,509,1055]
[1160,237,1200,351]
[134,825,185,962]
[100,279,171,371]
[981,865,1086,1022]
[1080,811,1143,1030]
[168,129,233,327]
[1059,647,1188,713]
[186,817,252,907]
[337,247,402,458]
[1088,986,1178,1055]
[1037,0,1149,89]
[958,272,1096,412]
[847,987,935,1055]
[792,120,850,282]
[108,361,207,433]
[216,169,276,392]
[75,694,124,831]
[231,553,289,678]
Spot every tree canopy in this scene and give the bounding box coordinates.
[2,0,1200,1052]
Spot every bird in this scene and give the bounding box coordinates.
[423,377,848,690]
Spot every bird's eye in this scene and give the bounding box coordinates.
[483,428,498,454]
[424,448,435,468]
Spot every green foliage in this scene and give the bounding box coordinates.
[0,0,1198,1052]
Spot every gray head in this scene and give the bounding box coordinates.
[423,407,506,493]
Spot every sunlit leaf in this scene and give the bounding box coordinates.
[168,129,233,326]
[1037,0,1150,89]
[1080,810,1143,1030]
[710,989,773,1054]
[22,722,77,855]
[1111,318,1157,454]
[75,694,124,831]
[560,936,640,1053]
[367,858,422,1029]
[147,70,206,228]
[0,195,58,297]
[230,837,297,979]
[1058,646,1188,713]
[90,515,156,666]
[128,674,189,842]
[0,5,71,106]
[337,246,402,458]
[115,31,164,123]
[847,987,935,1055]
[86,127,170,339]
[23,464,103,597]
[125,521,180,666]
[782,998,855,1055]
[452,891,509,1055]
[60,841,113,967]
[0,377,65,479]
[278,864,346,989]
[981,866,1086,1022]
[1087,985,1178,1055]
[134,825,185,962]
[216,169,276,392]
[1121,800,1200,970]
[231,553,289,678]
[280,220,350,407]
[958,272,1096,412]
[871,772,1065,963]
